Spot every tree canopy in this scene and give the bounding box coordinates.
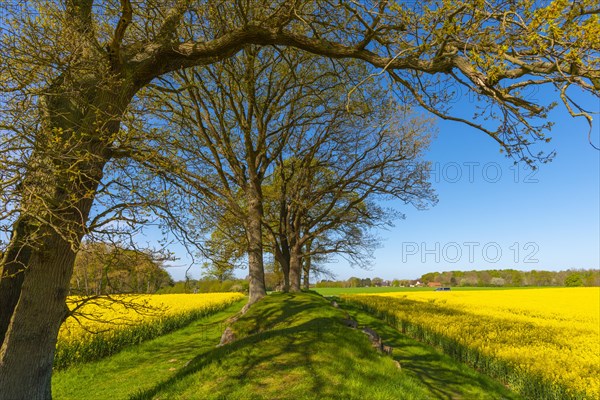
[70,242,173,295]
[0,1,598,398]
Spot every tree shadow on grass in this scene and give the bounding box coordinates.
[233,292,328,335]
[129,293,521,400]
[128,316,344,400]
[128,291,407,400]
[339,301,522,400]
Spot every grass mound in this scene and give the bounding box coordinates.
[56,294,243,369]
[54,291,520,399]
[132,291,428,400]
[131,292,518,400]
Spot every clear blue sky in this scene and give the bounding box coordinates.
[352,87,600,281]
[161,86,599,282]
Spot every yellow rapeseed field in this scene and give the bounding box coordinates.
[345,288,600,399]
[56,293,245,368]
[60,293,244,341]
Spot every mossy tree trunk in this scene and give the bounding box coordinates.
[245,183,267,305]
[289,242,302,292]
[0,81,133,397]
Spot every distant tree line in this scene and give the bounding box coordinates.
[1,2,598,396]
[157,270,299,294]
[316,277,401,288]
[419,269,600,287]
[157,278,249,294]
[70,243,252,295]
[316,269,600,288]
[70,243,173,295]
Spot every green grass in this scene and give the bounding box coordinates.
[129,292,430,400]
[343,295,582,400]
[55,291,521,400]
[336,297,521,400]
[55,299,242,369]
[314,286,540,296]
[52,301,245,400]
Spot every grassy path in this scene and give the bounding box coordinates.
[53,292,519,400]
[337,299,519,399]
[130,292,435,400]
[52,301,245,400]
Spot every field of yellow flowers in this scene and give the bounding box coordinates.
[344,288,599,400]
[56,293,245,369]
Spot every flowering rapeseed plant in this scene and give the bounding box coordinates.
[345,288,599,399]
[56,293,245,368]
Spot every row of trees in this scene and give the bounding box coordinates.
[157,278,248,294]
[145,46,435,299]
[1,1,598,397]
[316,269,600,288]
[70,243,173,295]
[315,277,388,288]
[419,269,600,287]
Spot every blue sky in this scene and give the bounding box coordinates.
[357,88,600,280]
[161,86,599,282]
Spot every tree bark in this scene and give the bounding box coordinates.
[273,238,290,292]
[245,185,266,306]
[302,239,313,290]
[302,253,311,290]
[0,217,32,345]
[0,178,101,398]
[289,242,302,292]
[0,235,77,398]
[0,81,127,397]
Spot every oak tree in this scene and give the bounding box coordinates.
[264,109,435,291]
[0,1,598,397]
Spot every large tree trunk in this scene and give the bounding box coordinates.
[0,217,33,345]
[289,242,302,292]
[302,239,313,290]
[245,185,266,306]
[302,254,311,290]
[273,238,290,292]
[0,234,78,398]
[0,175,102,398]
[0,82,128,397]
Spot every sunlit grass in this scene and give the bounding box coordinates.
[53,301,245,399]
[55,293,245,369]
[345,288,600,399]
[131,292,519,400]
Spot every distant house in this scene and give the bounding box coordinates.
[427,282,442,287]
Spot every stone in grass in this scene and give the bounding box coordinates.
[362,327,395,357]
[218,326,236,346]
[362,326,382,346]
[341,318,358,329]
